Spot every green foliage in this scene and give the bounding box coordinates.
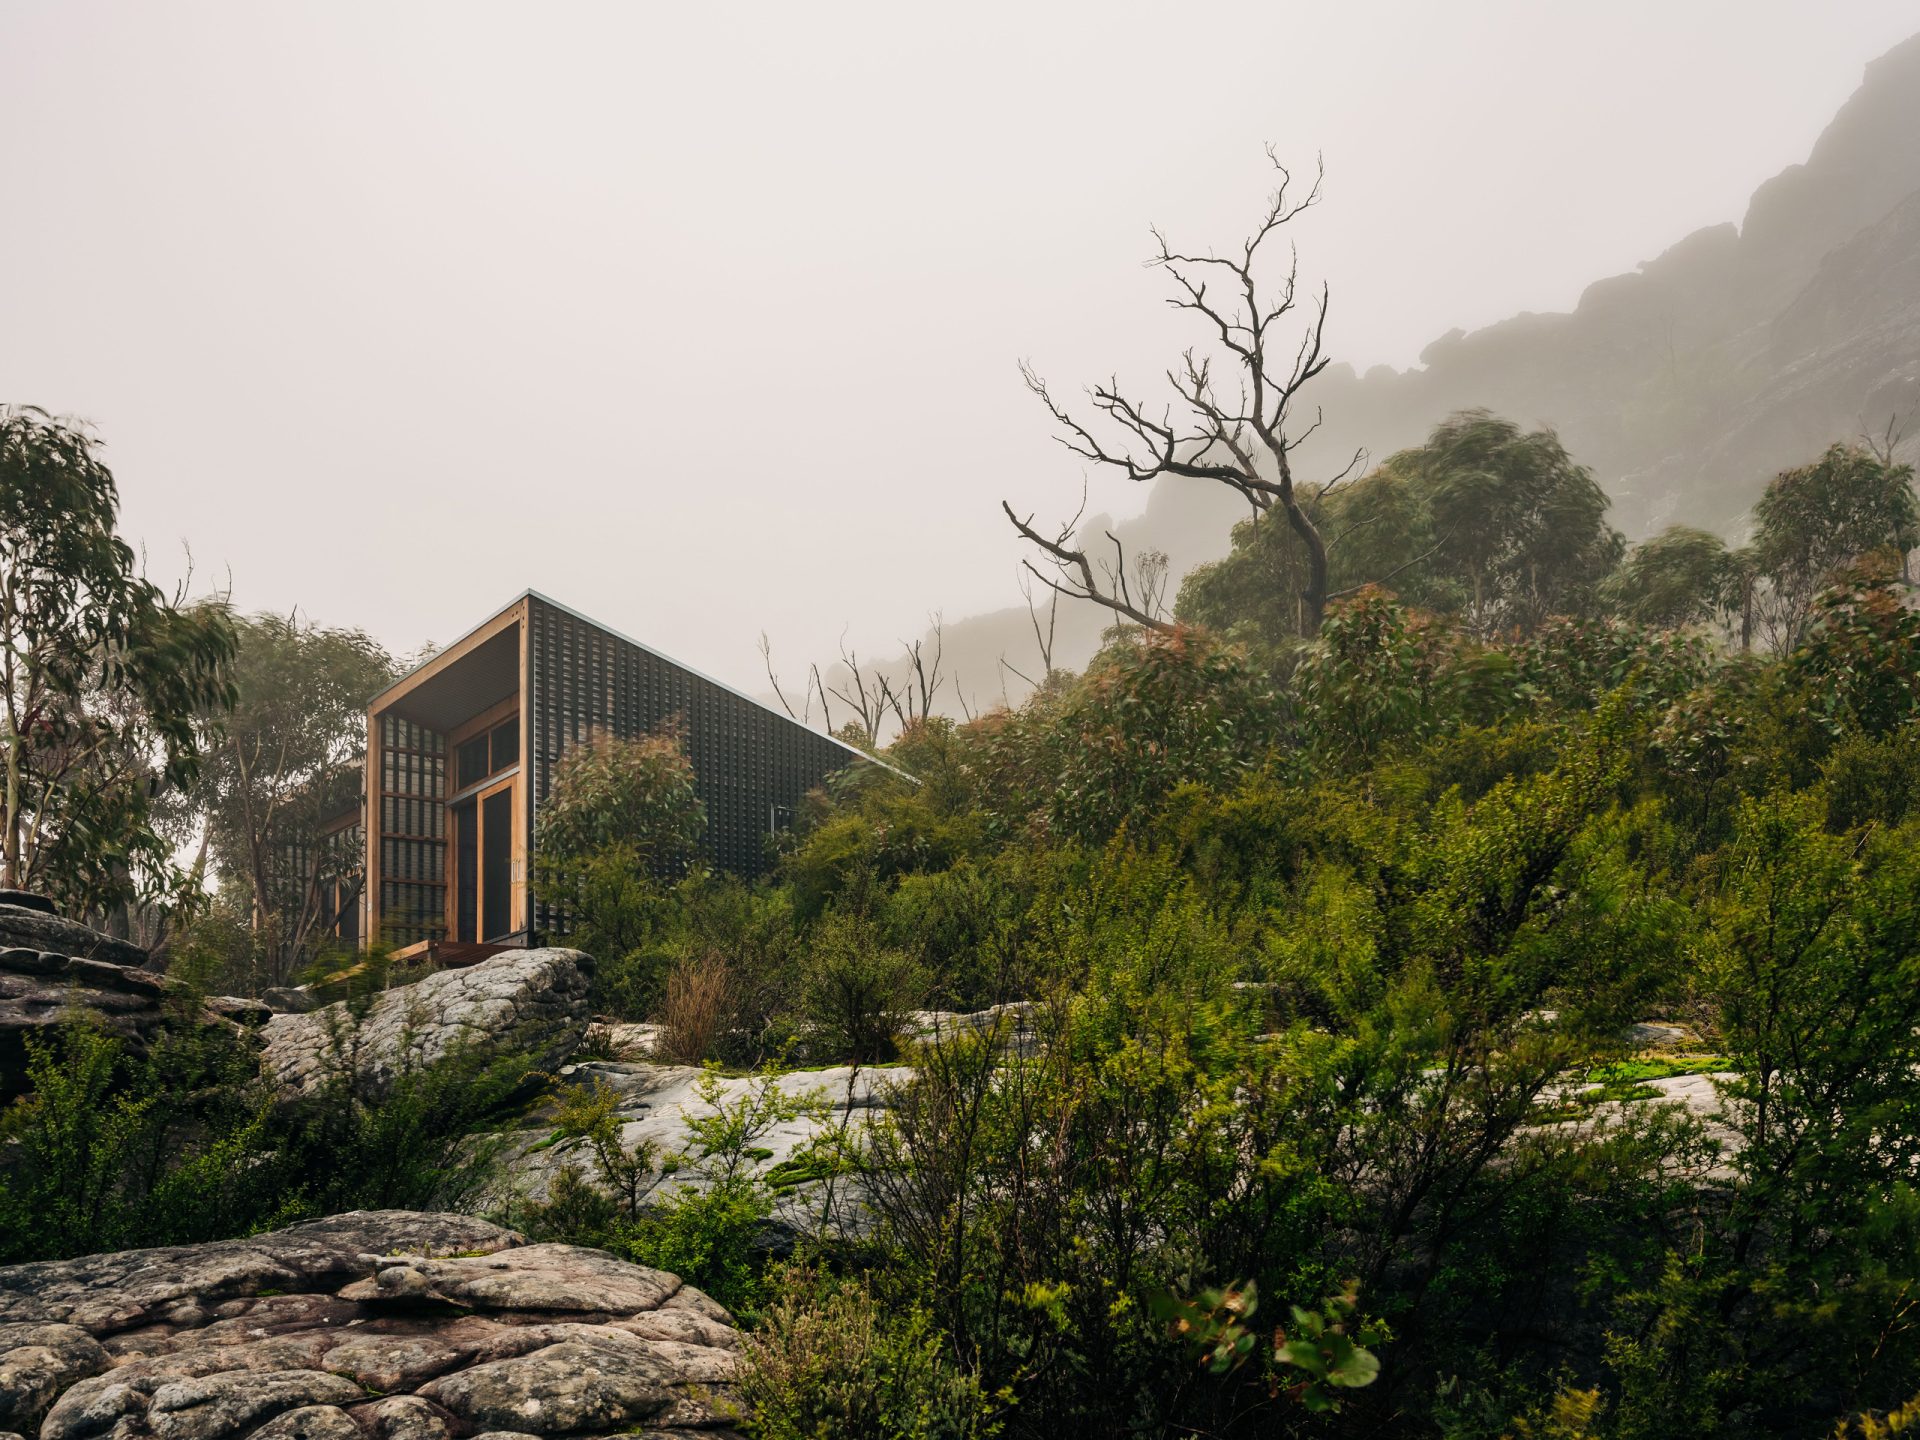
[1176,410,1625,646]
[1041,626,1279,843]
[520,1064,828,1316]
[537,724,705,869]
[801,907,926,1062]
[1156,1281,1383,1412]
[0,405,237,918]
[1787,562,1920,737]
[740,1265,1001,1439]
[533,841,673,1017]
[0,1005,527,1263]
[1745,443,1918,651]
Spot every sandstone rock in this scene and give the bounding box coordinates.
[0,1211,519,1334]
[146,1369,366,1440]
[0,1212,743,1440]
[259,949,593,1100]
[363,1394,453,1440]
[0,1322,110,1433]
[0,904,263,1101]
[340,1245,679,1315]
[248,1406,362,1440]
[0,904,146,969]
[418,1341,677,1434]
[258,988,320,1016]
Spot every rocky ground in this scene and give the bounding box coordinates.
[0,1211,745,1440]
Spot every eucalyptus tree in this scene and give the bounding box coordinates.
[1603,525,1737,630]
[0,405,235,920]
[1742,443,1918,651]
[190,611,397,966]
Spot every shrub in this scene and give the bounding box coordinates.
[538,726,705,869]
[800,908,926,1062]
[739,1264,999,1439]
[0,1004,528,1263]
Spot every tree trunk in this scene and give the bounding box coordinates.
[1284,497,1330,635]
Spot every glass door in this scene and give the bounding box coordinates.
[453,797,478,943]
[481,782,513,941]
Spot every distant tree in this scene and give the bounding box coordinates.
[1177,411,1623,642]
[190,612,397,969]
[1742,443,1917,650]
[1007,152,1363,638]
[538,725,706,871]
[0,406,235,920]
[1604,525,1736,629]
[1414,411,1623,636]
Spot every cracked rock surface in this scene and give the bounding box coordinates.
[259,951,594,1101]
[0,1211,743,1440]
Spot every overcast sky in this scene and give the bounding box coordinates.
[4,1,1916,688]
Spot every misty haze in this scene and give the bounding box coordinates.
[4,5,1920,1437]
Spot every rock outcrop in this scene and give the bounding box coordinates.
[0,900,263,1101]
[0,1211,744,1440]
[259,950,594,1100]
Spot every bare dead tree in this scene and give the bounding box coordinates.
[828,631,893,745]
[898,614,946,725]
[760,632,809,725]
[1004,482,1177,635]
[760,632,836,731]
[1007,150,1363,637]
[1019,569,1061,680]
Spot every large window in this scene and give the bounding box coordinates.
[458,715,519,791]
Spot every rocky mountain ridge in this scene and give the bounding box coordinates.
[930,30,1920,702]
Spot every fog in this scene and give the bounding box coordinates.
[2,1,1914,694]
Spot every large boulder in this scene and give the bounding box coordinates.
[259,949,594,1100]
[0,901,260,1100]
[0,1211,744,1440]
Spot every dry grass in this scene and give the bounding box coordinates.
[657,949,733,1064]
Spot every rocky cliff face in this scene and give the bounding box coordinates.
[1280,27,1920,539]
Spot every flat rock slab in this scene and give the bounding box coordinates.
[260,949,595,1100]
[0,1212,743,1440]
[480,1061,908,1242]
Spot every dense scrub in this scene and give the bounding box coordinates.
[7,423,1920,1436]
[491,541,1920,1436]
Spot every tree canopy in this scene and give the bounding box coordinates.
[0,405,235,921]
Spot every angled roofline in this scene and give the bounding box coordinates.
[367,588,907,777]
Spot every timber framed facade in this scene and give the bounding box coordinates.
[356,591,864,952]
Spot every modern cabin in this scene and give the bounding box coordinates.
[343,591,865,955]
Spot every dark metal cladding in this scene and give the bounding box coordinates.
[523,594,855,939]
[376,713,448,947]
